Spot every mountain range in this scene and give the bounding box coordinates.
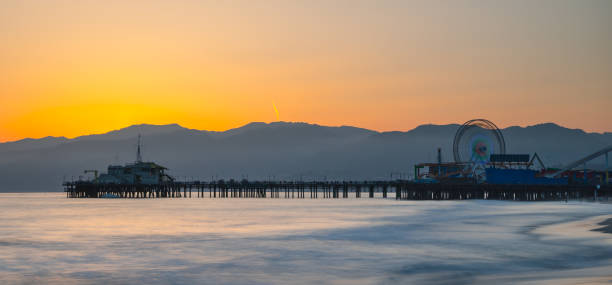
[1,122,610,192]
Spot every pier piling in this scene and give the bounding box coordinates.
[63,180,611,201]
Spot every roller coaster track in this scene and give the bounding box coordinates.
[548,145,612,178]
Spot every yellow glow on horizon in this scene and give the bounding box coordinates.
[0,1,610,142]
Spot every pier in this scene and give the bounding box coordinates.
[62,121,611,202]
[64,180,610,201]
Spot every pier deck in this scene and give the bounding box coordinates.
[64,181,610,201]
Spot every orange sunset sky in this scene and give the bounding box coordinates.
[1,0,611,142]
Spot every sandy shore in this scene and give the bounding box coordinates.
[532,214,612,244]
[593,218,612,234]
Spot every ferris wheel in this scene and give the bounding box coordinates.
[452,119,506,179]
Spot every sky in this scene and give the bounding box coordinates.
[1,0,611,142]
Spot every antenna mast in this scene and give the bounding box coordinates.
[137,134,143,163]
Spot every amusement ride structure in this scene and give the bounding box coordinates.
[452,119,506,182]
[416,118,610,185]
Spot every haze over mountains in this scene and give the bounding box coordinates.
[1,122,610,192]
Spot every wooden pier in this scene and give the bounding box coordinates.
[63,180,610,201]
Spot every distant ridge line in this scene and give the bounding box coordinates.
[1,121,608,144]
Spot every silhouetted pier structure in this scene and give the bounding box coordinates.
[63,180,610,201]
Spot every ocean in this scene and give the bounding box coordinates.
[0,193,610,284]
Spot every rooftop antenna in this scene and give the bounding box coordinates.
[136,134,143,163]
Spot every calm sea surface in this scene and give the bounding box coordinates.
[0,193,610,284]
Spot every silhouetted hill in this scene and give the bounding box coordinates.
[0,122,610,192]
[73,124,189,142]
[0,136,69,153]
